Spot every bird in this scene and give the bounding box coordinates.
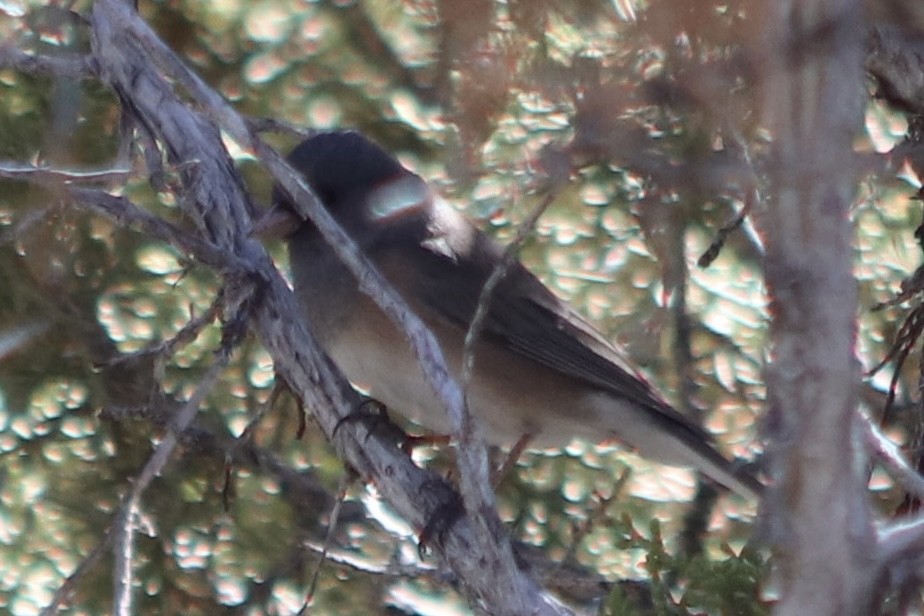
[254,130,761,499]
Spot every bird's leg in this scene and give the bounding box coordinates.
[400,433,452,455]
[332,397,454,455]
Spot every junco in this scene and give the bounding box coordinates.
[256,130,761,499]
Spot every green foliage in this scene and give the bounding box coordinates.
[600,518,766,616]
[0,0,917,614]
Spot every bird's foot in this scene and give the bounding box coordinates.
[332,397,406,445]
[332,399,453,455]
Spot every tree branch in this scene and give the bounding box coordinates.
[0,45,97,78]
[84,1,569,613]
[758,1,878,614]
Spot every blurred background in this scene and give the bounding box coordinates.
[0,0,921,614]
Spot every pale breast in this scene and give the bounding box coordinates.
[324,294,610,447]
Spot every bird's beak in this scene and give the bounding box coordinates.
[250,203,303,239]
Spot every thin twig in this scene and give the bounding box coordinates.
[861,412,924,500]
[0,205,56,248]
[299,473,353,614]
[867,304,924,419]
[107,299,221,368]
[460,193,555,406]
[112,496,139,616]
[878,515,924,570]
[222,382,286,511]
[0,45,97,78]
[67,187,248,272]
[698,127,765,268]
[0,321,51,360]
[245,116,314,140]
[40,523,117,616]
[41,285,249,614]
[0,160,130,183]
[300,540,443,580]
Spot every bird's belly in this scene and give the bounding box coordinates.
[324,311,607,448]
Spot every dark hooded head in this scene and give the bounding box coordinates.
[275,131,406,210]
[255,130,431,244]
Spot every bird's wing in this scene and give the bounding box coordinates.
[374,204,713,441]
